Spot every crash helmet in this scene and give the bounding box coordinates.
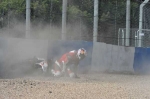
[77,48,87,60]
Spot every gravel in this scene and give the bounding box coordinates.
[0,73,150,99]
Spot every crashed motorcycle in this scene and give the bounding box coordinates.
[27,56,54,75]
[33,57,48,72]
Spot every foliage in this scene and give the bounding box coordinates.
[0,0,141,41]
[0,0,140,25]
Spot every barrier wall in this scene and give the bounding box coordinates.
[1,37,149,78]
[6,38,49,61]
[0,38,7,78]
[91,42,135,73]
[0,38,93,78]
[134,47,150,74]
[1,38,49,78]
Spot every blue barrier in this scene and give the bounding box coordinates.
[47,40,93,73]
[134,47,150,74]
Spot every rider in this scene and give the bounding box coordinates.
[51,48,87,78]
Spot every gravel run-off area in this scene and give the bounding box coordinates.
[0,73,150,99]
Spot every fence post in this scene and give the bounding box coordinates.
[126,0,130,46]
[93,0,99,42]
[26,0,31,39]
[62,0,67,40]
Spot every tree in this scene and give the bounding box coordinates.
[0,0,141,42]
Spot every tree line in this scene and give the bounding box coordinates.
[0,0,141,42]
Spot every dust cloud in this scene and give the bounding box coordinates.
[0,17,89,79]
